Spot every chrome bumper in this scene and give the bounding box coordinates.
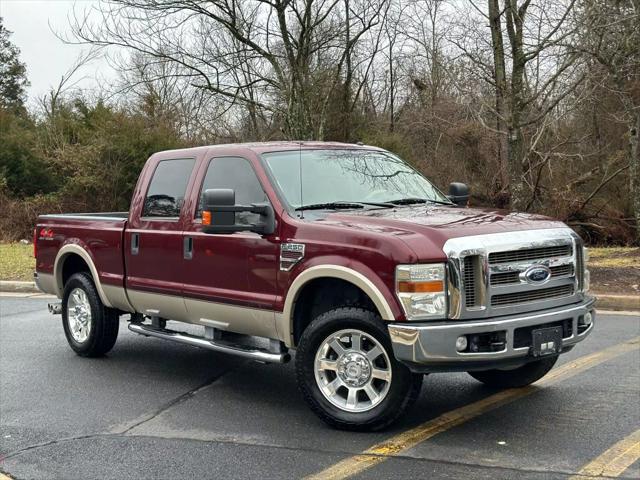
[388,297,595,372]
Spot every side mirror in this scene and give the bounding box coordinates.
[448,182,469,207]
[202,188,276,235]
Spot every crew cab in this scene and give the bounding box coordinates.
[34,142,595,430]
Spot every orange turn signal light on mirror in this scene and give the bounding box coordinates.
[202,211,212,225]
[397,280,444,293]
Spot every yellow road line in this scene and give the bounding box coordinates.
[305,336,640,480]
[570,429,640,479]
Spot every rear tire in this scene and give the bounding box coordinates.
[295,307,423,431]
[468,356,558,388]
[62,272,119,357]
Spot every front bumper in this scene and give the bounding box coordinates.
[388,297,595,373]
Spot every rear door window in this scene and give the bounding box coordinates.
[143,158,196,218]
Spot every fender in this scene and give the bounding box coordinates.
[277,264,397,347]
[54,244,115,309]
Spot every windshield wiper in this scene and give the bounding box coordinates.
[295,202,366,211]
[357,201,395,208]
[389,197,454,206]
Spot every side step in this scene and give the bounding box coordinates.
[128,323,290,364]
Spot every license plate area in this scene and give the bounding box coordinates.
[531,326,563,357]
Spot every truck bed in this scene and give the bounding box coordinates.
[35,212,129,309]
[39,212,129,221]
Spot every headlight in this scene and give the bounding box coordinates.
[396,263,447,320]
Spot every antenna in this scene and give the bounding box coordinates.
[298,141,304,219]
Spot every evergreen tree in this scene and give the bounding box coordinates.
[0,17,29,111]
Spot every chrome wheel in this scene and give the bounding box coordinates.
[67,287,92,343]
[314,329,392,413]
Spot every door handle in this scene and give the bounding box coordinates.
[131,233,139,255]
[183,236,193,260]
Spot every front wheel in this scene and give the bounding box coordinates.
[62,272,120,357]
[468,355,559,388]
[295,308,423,431]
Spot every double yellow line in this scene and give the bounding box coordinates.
[571,428,640,479]
[306,336,640,480]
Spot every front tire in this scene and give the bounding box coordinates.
[62,272,119,357]
[295,307,423,431]
[468,355,558,388]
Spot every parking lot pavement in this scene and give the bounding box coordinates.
[1,296,638,480]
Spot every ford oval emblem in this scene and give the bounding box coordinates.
[522,265,552,285]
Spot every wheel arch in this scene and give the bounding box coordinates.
[278,265,396,347]
[54,244,113,308]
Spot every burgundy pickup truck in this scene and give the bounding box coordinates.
[34,142,595,430]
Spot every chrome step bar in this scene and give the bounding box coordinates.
[128,323,290,364]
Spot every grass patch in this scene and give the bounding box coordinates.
[0,243,35,281]
[588,247,640,269]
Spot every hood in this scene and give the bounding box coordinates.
[320,205,568,260]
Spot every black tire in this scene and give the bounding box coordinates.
[295,307,423,431]
[468,355,559,388]
[62,272,120,357]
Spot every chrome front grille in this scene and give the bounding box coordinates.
[490,264,574,286]
[576,244,585,290]
[491,284,574,306]
[488,245,572,264]
[444,228,587,319]
[463,256,477,307]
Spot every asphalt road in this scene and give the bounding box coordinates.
[1,294,639,480]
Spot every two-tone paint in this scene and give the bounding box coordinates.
[35,142,570,348]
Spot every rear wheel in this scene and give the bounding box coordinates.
[295,307,423,431]
[468,356,558,388]
[62,272,119,357]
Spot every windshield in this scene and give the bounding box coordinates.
[262,149,449,208]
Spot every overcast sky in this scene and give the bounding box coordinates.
[1,0,118,103]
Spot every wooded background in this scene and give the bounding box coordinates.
[1,0,638,245]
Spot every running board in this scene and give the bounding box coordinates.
[127,323,290,364]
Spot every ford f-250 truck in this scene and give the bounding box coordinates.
[34,142,595,430]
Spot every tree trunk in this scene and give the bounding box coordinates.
[488,0,509,195]
[343,0,352,141]
[504,0,529,211]
[507,126,527,210]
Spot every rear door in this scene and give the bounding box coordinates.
[181,155,280,338]
[124,157,197,320]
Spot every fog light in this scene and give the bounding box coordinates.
[456,336,468,352]
[583,312,593,326]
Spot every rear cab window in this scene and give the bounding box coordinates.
[143,158,196,218]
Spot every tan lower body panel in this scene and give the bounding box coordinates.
[184,297,277,339]
[103,284,135,313]
[34,272,57,296]
[127,289,279,340]
[127,289,188,320]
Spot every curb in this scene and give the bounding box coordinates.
[0,281,637,311]
[593,293,640,311]
[0,280,39,293]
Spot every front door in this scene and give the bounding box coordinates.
[182,155,280,338]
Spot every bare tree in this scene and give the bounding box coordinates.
[453,0,584,209]
[68,0,388,140]
[576,0,640,242]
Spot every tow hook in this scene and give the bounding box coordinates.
[48,302,62,315]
